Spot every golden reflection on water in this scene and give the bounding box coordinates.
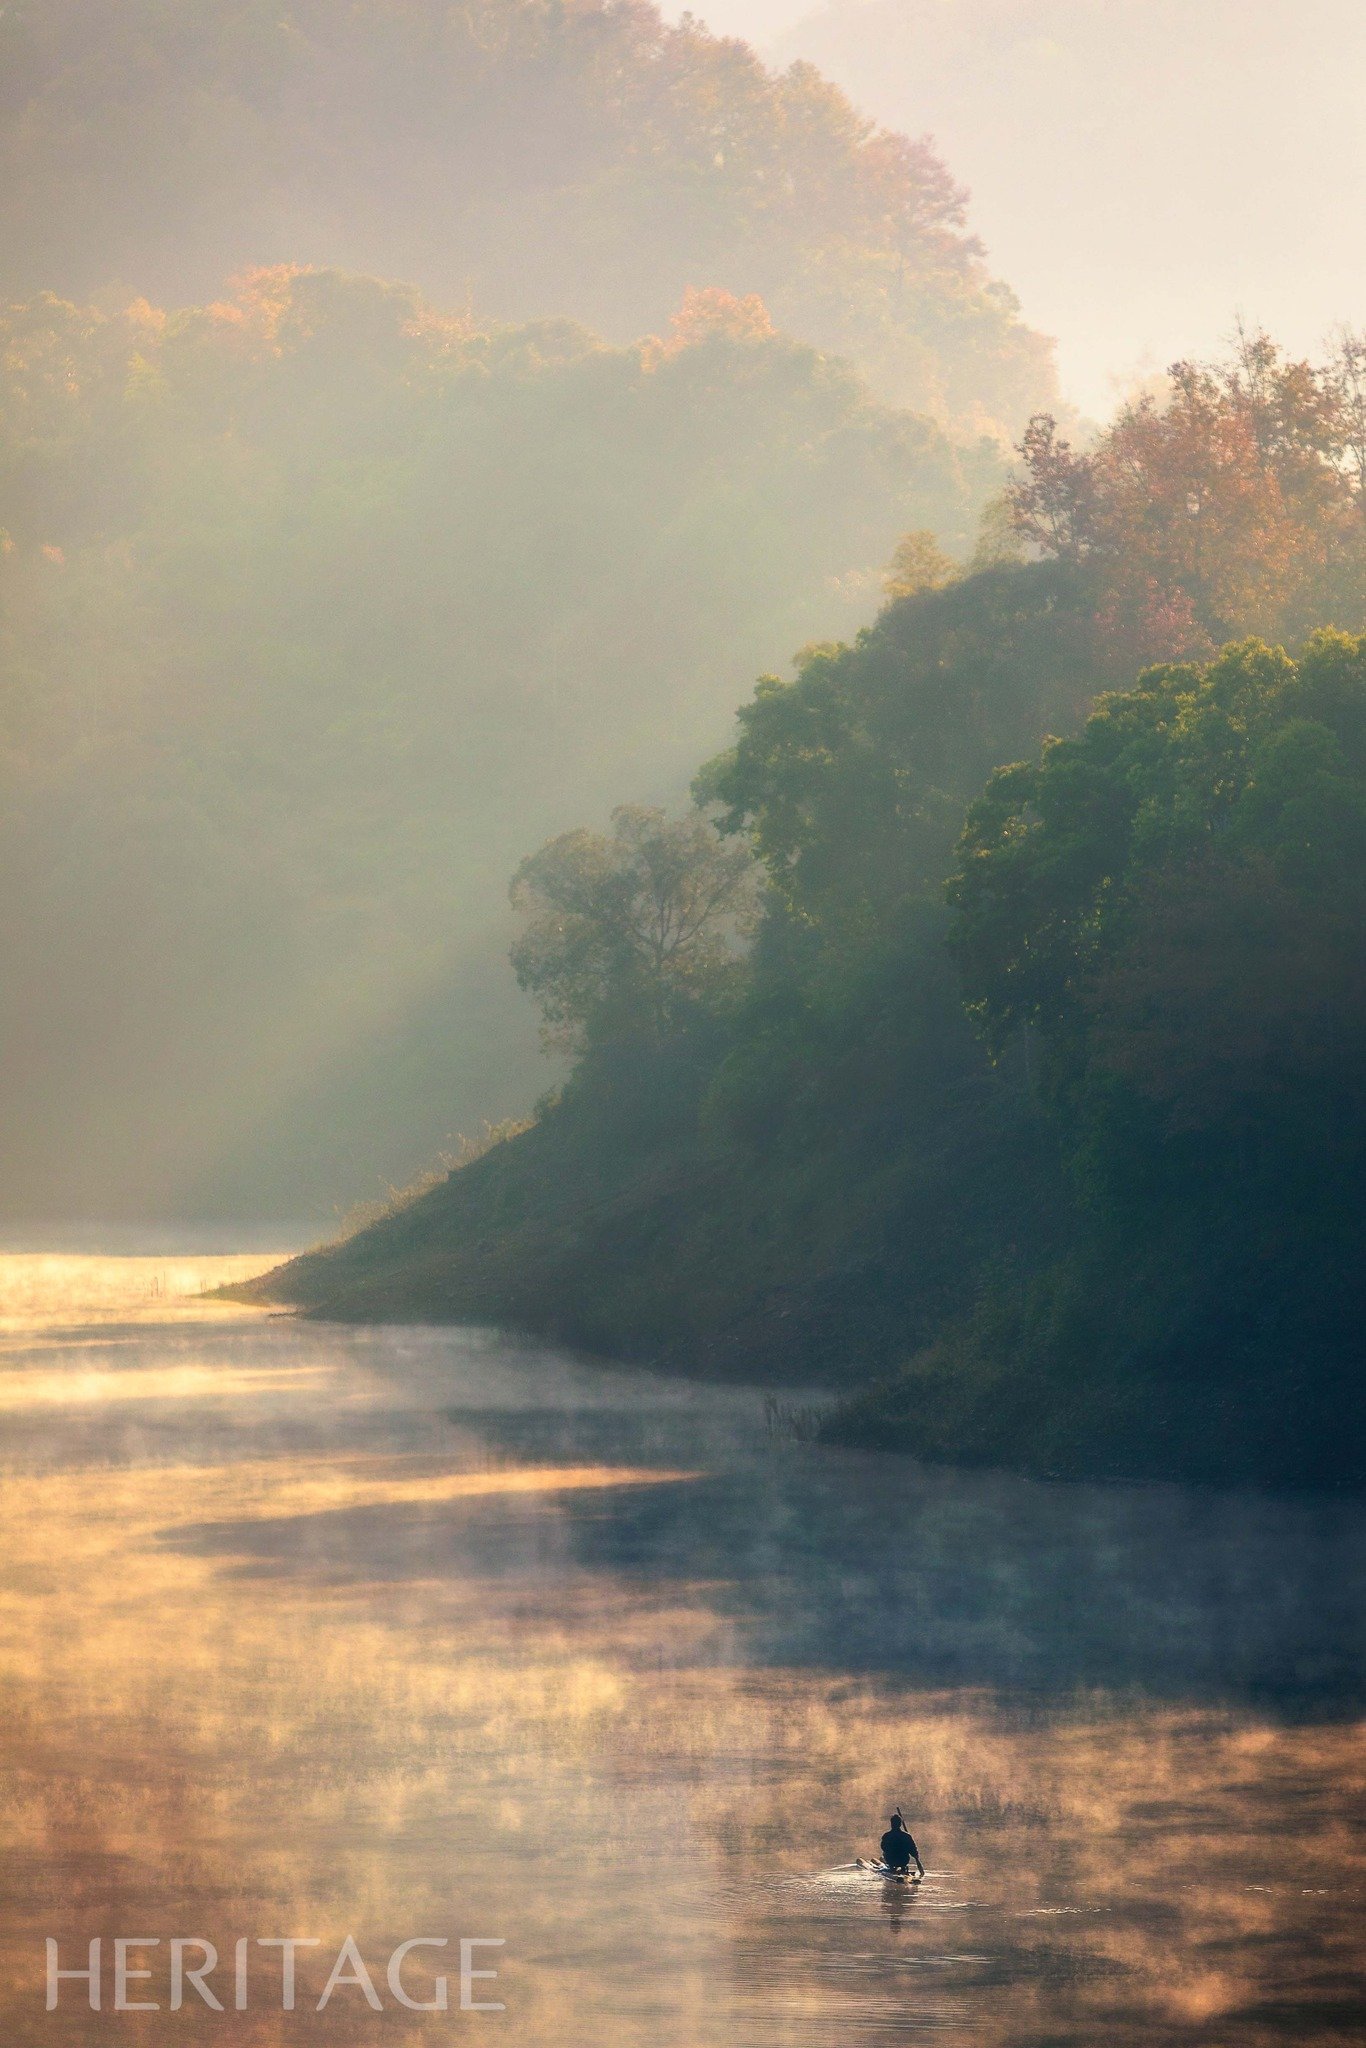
[0,1252,281,1331]
[0,1256,1362,2047]
[0,1363,334,1406]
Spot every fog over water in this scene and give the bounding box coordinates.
[2,1258,1362,2047]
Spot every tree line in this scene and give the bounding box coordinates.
[0,0,1054,434]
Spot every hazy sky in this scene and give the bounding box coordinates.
[663,0,1366,419]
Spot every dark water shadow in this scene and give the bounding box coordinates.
[149,1350,1366,1713]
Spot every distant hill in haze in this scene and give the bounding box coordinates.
[0,267,989,1222]
[0,0,1055,434]
[757,0,1366,415]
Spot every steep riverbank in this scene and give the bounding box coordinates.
[235,1032,1364,1495]
[242,628,1366,1498]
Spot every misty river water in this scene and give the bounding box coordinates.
[0,1253,1362,2048]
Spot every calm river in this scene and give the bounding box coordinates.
[0,1252,1362,2046]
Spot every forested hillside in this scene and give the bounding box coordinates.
[0,0,1054,432]
[253,337,1366,1487]
[0,267,984,1220]
[856,628,1366,1486]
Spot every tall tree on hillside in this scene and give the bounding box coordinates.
[510,806,756,1051]
[1329,326,1366,509]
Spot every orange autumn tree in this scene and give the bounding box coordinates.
[1008,332,1366,670]
[642,287,779,370]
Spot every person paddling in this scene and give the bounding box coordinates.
[880,1809,924,1878]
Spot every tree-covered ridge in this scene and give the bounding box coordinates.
[239,558,1094,1378]
[0,265,982,1220]
[0,0,1055,434]
[251,335,1366,1487]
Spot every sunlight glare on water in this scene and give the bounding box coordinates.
[0,1253,1362,2046]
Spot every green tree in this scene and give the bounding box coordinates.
[949,630,1366,1181]
[509,806,756,1051]
[697,562,1097,946]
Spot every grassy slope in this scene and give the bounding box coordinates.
[241,987,1361,1491]
[240,1031,1063,1390]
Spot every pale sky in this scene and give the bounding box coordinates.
[663,0,1366,419]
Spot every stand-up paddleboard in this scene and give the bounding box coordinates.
[856,1858,921,1883]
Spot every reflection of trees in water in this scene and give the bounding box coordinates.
[458,1389,1366,1706]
